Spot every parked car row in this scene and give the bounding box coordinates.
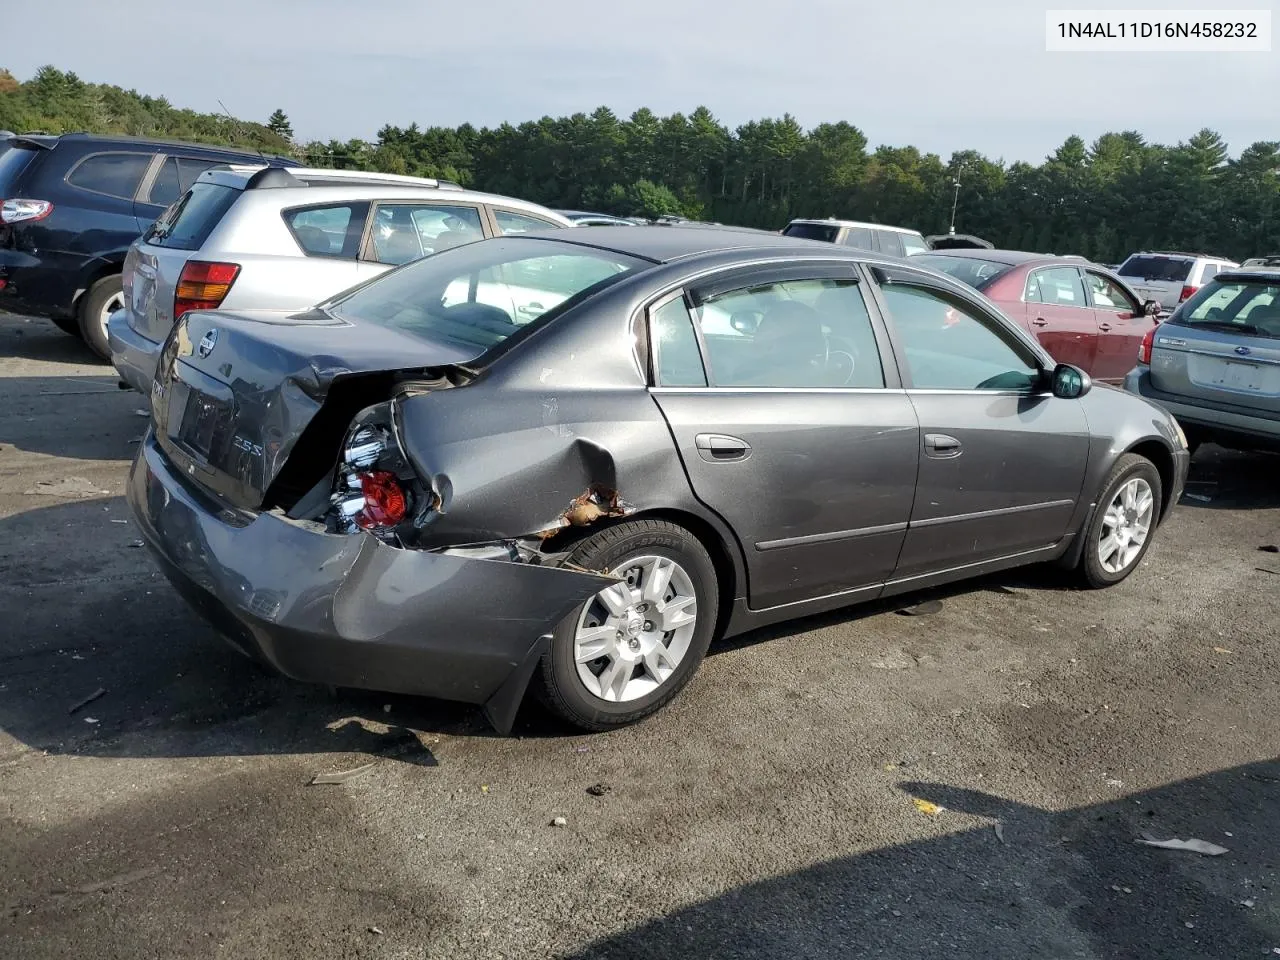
[0,132,299,355]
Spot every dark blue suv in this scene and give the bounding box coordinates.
[0,133,297,358]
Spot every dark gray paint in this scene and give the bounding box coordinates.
[130,230,1191,731]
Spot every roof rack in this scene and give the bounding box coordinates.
[290,167,462,190]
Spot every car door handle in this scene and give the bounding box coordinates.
[1031,317,1049,327]
[1098,322,1113,332]
[924,433,962,459]
[695,433,751,462]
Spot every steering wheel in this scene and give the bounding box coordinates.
[822,334,859,386]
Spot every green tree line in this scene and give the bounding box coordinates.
[4,66,1278,263]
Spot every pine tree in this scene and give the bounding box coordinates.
[266,108,293,140]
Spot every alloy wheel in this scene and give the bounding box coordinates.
[1097,477,1155,574]
[573,554,698,703]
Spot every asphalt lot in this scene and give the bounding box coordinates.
[1,309,1279,959]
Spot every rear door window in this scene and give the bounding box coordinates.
[842,227,873,249]
[66,152,154,200]
[367,203,485,265]
[284,202,369,258]
[144,182,240,250]
[1031,267,1087,307]
[146,156,223,207]
[874,230,905,257]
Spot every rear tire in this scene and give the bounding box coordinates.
[1077,453,1162,589]
[77,274,123,361]
[537,519,719,731]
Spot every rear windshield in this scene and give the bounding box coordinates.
[912,254,1011,290]
[144,182,239,251]
[326,237,646,351]
[1174,280,1280,339]
[1118,255,1192,283]
[782,223,840,243]
[0,145,37,192]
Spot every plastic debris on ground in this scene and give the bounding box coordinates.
[308,760,380,785]
[368,926,383,936]
[912,797,944,817]
[897,599,943,617]
[68,687,106,715]
[993,823,1005,844]
[586,782,611,797]
[552,816,568,827]
[1135,834,1228,856]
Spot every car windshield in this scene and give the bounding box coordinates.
[912,255,1012,290]
[326,237,645,350]
[782,223,840,243]
[1118,255,1192,282]
[1175,280,1280,339]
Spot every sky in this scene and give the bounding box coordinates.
[6,0,1278,163]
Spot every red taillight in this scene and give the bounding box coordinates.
[0,198,53,224]
[354,471,407,529]
[1179,284,1199,302]
[174,260,240,318]
[1139,325,1158,365]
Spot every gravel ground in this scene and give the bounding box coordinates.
[1,310,1279,959]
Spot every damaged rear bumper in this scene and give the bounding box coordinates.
[127,433,614,731]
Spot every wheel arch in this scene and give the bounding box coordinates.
[1123,437,1177,523]
[539,505,745,640]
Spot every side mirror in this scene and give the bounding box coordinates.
[1051,363,1091,399]
[1142,299,1162,318]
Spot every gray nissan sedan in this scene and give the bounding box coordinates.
[128,227,1190,733]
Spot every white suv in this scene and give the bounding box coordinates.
[781,217,929,256]
[1115,251,1239,314]
[108,166,571,394]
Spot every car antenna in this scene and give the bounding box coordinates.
[217,98,268,164]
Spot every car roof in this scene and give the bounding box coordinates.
[8,131,295,162]
[506,224,867,264]
[916,248,1103,269]
[194,165,572,223]
[787,218,922,236]
[1125,251,1237,263]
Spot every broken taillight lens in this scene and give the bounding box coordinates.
[353,471,407,529]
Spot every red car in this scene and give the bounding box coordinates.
[912,250,1162,384]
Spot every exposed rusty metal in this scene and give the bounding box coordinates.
[536,485,635,539]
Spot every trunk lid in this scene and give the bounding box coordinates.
[1149,323,1280,415]
[151,309,480,509]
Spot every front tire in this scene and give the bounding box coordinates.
[1077,453,1162,589]
[537,519,719,731]
[77,274,124,361]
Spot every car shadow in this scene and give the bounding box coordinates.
[1178,445,1280,512]
[0,376,144,462]
[0,496,497,768]
[0,312,107,365]
[561,760,1280,959]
